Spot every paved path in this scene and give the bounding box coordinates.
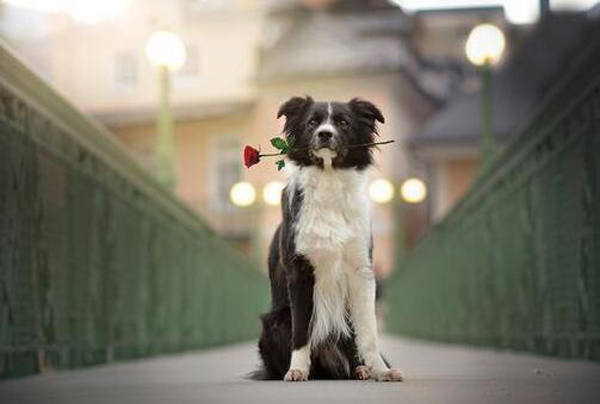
[2,336,600,404]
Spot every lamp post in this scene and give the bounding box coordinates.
[465,23,506,167]
[145,30,187,189]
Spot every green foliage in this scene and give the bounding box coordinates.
[276,159,285,171]
[270,137,289,153]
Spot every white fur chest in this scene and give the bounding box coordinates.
[289,165,371,256]
[286,162,372,343]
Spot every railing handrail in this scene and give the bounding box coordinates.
[0,39,211,236]
[404,40,600,261]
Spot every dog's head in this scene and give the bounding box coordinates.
[277,96,384,170]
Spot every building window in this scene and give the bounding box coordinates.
[113,51,137,87]
[211,136,241,210]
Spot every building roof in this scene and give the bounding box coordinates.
[257,1,415,81]
[257,1,504,103]
[412,10,600,146]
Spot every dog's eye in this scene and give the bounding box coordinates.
[308,118,319,127]
[337,118,349,127]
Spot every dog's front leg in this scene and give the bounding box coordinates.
[284,257,314,382]
[347,265,403,382]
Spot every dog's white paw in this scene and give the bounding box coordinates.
[374,367,404,382]
[284,368,308,382]
[354,365,371,380]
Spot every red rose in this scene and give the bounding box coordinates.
[244,145,261,168]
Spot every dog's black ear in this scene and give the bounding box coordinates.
[277,96,314,120]
[349,98,385,124]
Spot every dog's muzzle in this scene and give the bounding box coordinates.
[312,125,340,153]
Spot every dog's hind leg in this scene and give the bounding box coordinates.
[255,307,292,380]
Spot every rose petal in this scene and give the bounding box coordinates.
[244,145,261,168]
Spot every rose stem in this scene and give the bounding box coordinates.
[258,140,395,158]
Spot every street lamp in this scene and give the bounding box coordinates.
[369,179,395,205]
[146,30,187,189]
[400,177,427,204]
[465,23,505,167]
[263,181,285,207]
[229,181,256,208]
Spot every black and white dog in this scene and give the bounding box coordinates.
[256,96,403,382]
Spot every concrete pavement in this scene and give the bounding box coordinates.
[2,336,599,404]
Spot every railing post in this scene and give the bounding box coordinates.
[393,196,406,268]
[155,65,176,189]
[480,62,494,167]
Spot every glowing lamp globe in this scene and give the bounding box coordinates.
[465,24,506,66]
[369,179,395,204]
[145,31,187,71]
[263,181,285,207]
[230,182,256,208]
[400,178,427,204]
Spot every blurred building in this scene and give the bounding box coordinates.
[1,0,268,257]
[6,0,591,276]
[411,7,600,221]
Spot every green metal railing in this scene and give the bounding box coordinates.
[0,42,269,379]
[386,42,600,361]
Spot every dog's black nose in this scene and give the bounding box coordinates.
[318,131,333,141]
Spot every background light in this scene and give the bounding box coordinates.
[230,182,256,207]
[504,0,539,25]
[67,0,132,23]
[4,0,132,22]
[465,23,506,66]
[400,178,427,204]
[145,31,187,71]
[369,179,395,204]
[263,181,285,206]
[2,0,63,12]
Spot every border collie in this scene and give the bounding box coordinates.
[255,96,403,382]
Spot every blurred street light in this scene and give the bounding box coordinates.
[263,181,285,206]
[369,179,395,204]
[230,182,256,207]
[145,30,186,189]
[400,178,427,204]
[3,0,132,22]
[146,31,187,71]
[465,23,505,168]
[465,24,505,66]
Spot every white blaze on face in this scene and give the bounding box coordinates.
[313,103,338,168]
[315,103,339,139]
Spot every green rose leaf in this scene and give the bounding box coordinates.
[276,159,286,171]
[271,137,288,151]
